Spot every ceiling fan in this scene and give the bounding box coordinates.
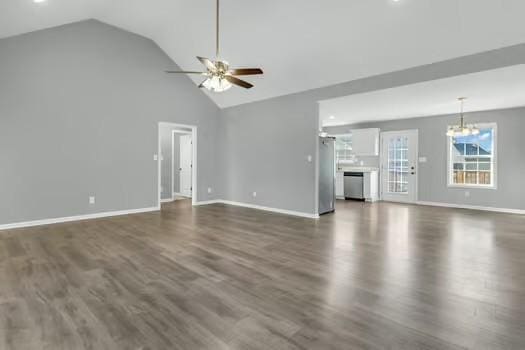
[166,0,263,92]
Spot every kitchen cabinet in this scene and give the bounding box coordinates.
[363,171,379,202]
[336,172,344,199]
[351,128,379,156]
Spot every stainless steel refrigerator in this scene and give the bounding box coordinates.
[318,136,336,215]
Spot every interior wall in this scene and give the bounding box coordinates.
[3,19,525,223]
[219,44,525,215]
[0,20,220,225]
[219,97,319,215]
[324,107,525,210]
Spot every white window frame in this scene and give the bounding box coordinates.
[447,122,497,189]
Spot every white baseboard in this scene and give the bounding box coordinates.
[206,200,319,219]
[193,200,221,206]
[416,201,525,215]
[0,206,160,231]
[172,192,183,197]
[160,197,174,203]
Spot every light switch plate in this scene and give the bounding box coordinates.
[252,192,257,198]
[89,196,95,205]
[153,154,158,161]
[419,157,427,163]
[307,155,313,163]
[208,187,212,194]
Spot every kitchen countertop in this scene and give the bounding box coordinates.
[337,167,379,173]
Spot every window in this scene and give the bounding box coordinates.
[447,123,496,188]
[334,134,354,163]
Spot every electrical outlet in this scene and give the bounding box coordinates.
[252,192,257,198]
[307,155,313,163]
[153,154,158,161]
[89,196,96,205]
[207,187,212,194]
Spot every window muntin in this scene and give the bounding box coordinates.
[335,134,353,163]
[387,136,409,193]
[448,124,496,188]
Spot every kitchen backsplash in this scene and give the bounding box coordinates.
[338,156,379,169]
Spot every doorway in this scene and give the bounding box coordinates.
[380,130,418,203]
[158,122,197,207]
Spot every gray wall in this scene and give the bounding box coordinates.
[0,20,220,225]
[2,19,525,224]
[219,44,525,215]
[219,97,319,214]
[325,108,525,210]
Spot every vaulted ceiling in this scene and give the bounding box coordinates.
[2,0,525,108]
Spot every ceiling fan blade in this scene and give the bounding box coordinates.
[229,68,263,76]
[225,75,254,89]
[197,56,216,72]
[198,79,209,88]
[165,71,206,74]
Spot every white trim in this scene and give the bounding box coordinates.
[171,131,175,198]
[416,201,524,215]
[218,200,320,219]
[172,192,183,197]
[0,207,160,231]
[194,199,319,218]
[314,105,321,217]
[160,198,174,203]
[446,122,497,189]
[193,200,222,206]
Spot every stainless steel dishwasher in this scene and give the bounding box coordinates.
[344,172,364,200]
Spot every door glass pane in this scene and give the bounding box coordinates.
[387,136,409,194]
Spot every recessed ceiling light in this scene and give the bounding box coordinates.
[33,0,47,3]
[329,115,336,120]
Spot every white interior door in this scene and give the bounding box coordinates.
[179,134,193,198]
[381,130,418,203]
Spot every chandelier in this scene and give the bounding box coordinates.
[446,97,479,137]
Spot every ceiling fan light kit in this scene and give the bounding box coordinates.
[166,0,263,92]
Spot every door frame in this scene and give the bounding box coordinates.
[379,129,419,203]
[172,129,192,198]
[158,122,198,207]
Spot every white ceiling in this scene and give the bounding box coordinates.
[320,65,525,126]
[2,0,525,108]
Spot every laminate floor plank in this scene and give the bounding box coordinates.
[1,199,525,349]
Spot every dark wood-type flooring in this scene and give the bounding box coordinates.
[1,199,525,349]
